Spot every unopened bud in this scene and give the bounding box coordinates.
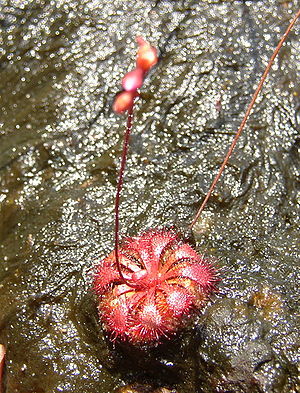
[113,91,136,113]
[136,36,158,72]
[122,68,144,91]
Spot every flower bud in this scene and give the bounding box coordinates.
[136,36,158,72]
[113,91,136,113]
[122,68,144,91]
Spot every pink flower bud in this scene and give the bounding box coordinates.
[136,36,158,72]
[122,68,144,91]
[113,91,136,113]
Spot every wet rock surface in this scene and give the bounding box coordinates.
[0,1,299,392]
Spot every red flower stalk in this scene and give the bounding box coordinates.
[94,11,300,345]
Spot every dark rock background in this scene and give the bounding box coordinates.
[0,1,299,392]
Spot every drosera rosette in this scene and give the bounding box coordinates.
[93,9,300,346]
[93,36,219,345]
[93,228,218,344]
